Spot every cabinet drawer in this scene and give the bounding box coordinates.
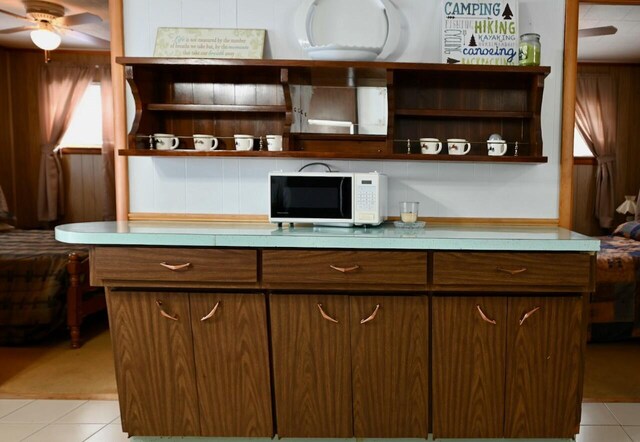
[432,252,590,288]
[92,247,257,284]
[262,250,427,286]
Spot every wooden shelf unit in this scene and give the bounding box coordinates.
[118,57,550,162]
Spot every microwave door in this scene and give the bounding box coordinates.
[270,175,352,221]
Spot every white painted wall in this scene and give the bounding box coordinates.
[124,0,566,219]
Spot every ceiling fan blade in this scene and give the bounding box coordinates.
[0,25,37,34]
[56,12,102,27]
[578,26,618,38]
[0,8,29,21]
[62,28,110,48]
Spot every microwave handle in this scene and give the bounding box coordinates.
[339,177,347,217]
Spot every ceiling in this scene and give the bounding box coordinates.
[578,4,640,63]
[0,0,109,50]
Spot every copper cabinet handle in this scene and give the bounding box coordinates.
[159,262,191,271]
[155,300,178,321]
[519,306,541,326]
[360,304,380,324]
[317,303,339,323]
[496,267,528,275]
[476,304,497,325]
[329,264,360,273]
[201,301,220,322]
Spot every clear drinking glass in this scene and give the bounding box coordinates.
[400,201,419,223]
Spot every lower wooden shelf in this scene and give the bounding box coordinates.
[118,149,548,163]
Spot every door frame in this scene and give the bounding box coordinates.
[560,0,640,228]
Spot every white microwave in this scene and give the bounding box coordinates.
[269,172,388,226]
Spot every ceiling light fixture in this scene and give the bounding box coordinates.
[30,22,61,50]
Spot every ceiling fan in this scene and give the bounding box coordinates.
[578,25,618,38]
[0,0,109,51]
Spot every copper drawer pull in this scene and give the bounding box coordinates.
[317,303,339,323]
[155,300,178,321]
[201,301,220,322]
[160,262,191,271]
[360,304,380,324]
[329,264,360,273]
[496,267,528,276]
[519,306,541,326]
[476,304,497,325]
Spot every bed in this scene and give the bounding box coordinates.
[591,192,640,341]
[0,228,105,348]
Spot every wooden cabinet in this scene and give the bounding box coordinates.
[432,295,582,439]
[107,290,272,437]
[117,58,549,163]
[270,293,429,438]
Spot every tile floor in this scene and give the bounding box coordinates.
[0,399,639,441]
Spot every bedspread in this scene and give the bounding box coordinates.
[593,236,640,340]
[0,230,88,344]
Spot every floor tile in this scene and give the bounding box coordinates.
[577,425,632,442]
[624,426,640,442]
[22,423,104,442]
[84,423,129,442]
[0,399,32,419]
[0,400,86,424]
[581,402,619,425]
[0,422,46,442]
[608,403,640,426]
[55,400,120,424]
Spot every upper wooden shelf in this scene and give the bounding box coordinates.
[147,104,287,113]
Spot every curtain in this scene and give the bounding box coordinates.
[100,65,116,221]
[575,74,618,229]
[37,64,93,222]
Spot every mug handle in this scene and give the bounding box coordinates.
[462,142,471,155]
[435,142,442,154]
[211,137,218,150]
[171,137,180,149]
[499,143,507,155]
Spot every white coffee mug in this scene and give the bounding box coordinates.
[234,134,253,151]
[420,138,442,155]
[266,134,283,151]
[193,134,219,151]
[487,140,507,156]
[154,133,179,150]
[447,138,471,155]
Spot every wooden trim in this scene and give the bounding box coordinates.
[573,156,597,166]
[560,0,579,229]
[58,147,102,155]
[128,212,558,226]
[580,0,640,3]
[109,0,129,221]
[128,213,270,223]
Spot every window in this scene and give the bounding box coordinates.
[58,83,103,148]
[573,126,593,157]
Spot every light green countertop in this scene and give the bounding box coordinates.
[55,221,600,252]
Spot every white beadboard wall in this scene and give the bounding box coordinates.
[124,0,566,219]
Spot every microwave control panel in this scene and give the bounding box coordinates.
[354,173,387,224]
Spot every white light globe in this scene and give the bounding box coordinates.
[31,29,62,50]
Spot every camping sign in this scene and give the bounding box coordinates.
[441,0,519,65]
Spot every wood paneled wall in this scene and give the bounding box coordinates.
[572,63,640,235]
[60,152,106,224]
[0,48,109,228]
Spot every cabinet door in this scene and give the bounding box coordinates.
[505,296,582,438]
[270,294,353,437]
[350,295,429,438]
[432,296,507,439]
[106,290,200,436]
[190,293,273,437]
